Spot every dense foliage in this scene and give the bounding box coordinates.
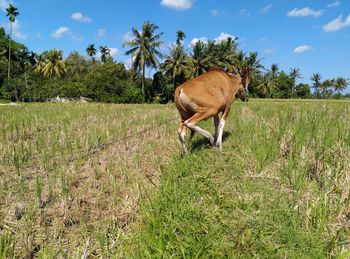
[0,15,349,102]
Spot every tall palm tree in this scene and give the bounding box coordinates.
[320,79,333,99]
[99,46,110,63]
[176,30,185,46]
[161,44,189,90]
[257,72,277,98]
[35,49,66,78]
[18,50,36,89]
[86,44,97,61]
[310,73,322,98]
[334,77,348,93]
[123,21,164,99]
[5,4,19,90]
[270,64,279,79]
[236,52,263,81]
[215,37,237,71]
[289,68,302,97]
[188,40,211,78]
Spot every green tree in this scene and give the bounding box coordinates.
[17,49,36,91]
[256,72,277,98]
[188,40,210,78]
[273,71,294,98]
[215,37,237,71]
[233,51,263,93]
[320,79,333,99]
[65,51,88,79]
[295,83,311,98]
[99,46,110,64]
[270,64,279,79]
[289,68,302,97]
[5,4,19,94]
[334,77,348,94]
[176,30,185,46]
[310,73,322,98]
[161,44,189,90]
[35,49,66,78]
[123,21,164,100]
[86,44,97,61]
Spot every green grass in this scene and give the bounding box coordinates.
[1,100,349,257]
[124,99,350,258]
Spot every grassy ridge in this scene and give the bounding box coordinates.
[127,100,350,257]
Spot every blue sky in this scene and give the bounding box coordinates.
[0,0,349,89]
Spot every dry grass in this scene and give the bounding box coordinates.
[1,99,350,257]
[0,103,178,257]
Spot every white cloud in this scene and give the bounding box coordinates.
[109,47,119,57]
[294,45,311,54]
[1,20,28,40]
[12,20,28,40]
[323,14,350,32]
[239,9,250,17]
[160,0,192,10]
[71,12,92,23]
[96,28,106,39]
[123,57,135,69]
[52,26,70,39]
[260,4,272,14]
[287,7,324,17]
[189,37,208,47]
[263,48,274,54]
[214,32,236,43]
[327,0,341,8]
[13,30,27,39]
[211,9,225,16]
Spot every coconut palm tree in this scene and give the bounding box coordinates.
[188,40,210,78]
[5,4,19,89]
[320,79,333,99]
[86,44,97,61]
[270,64,279,79]
[289,68,302,97]
[215,37,237,71]
[310,73,322,98]
[35,49,66,78]
[161,44,189,90]
[334,77,348,94]
[176,30,185,46]
[123,21,164,99]
[256,72,277,98]
[99,46,110,63]
[236,51,263,80]
[18,50,36,89]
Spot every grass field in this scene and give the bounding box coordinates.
[0,100,349,257]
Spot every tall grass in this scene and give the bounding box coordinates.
[0,103,178,257]
[125,99,350,257]
[1,100,349,257]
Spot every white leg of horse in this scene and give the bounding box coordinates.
[184,121,214,145]
[178,123,188,154]
[215,119,226,150]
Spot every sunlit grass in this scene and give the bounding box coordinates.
[0,102,178,257]
[1,100,349,257]
[125,99,350,258]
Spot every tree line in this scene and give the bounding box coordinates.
[0,4,349,103]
